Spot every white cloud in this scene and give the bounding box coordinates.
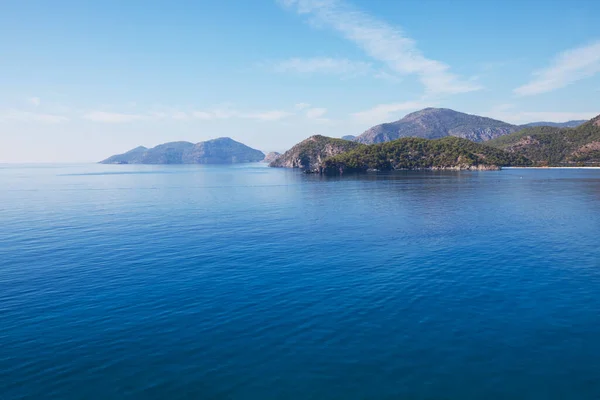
[242,110,293,121]
[295,102,311,110]
[490,103,516,113]
[192,111,214,120]
[515,40,600,96]
[279,0,481,94]
[273,57,372,78]
[170,111,188,120]
[352,101,432,124]
[0,109,68,123]
[373,70,402,83]
[28,97,41,107]
[306,107,327,119]
[83,111,146,123]
[191,107,292,121]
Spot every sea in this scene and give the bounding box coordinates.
[1,163,600,399]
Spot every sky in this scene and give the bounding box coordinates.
[1,0,600,162]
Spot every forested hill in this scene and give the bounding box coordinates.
[485,115,600,166]
[321,136,532,173]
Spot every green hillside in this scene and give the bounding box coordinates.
[321,136,531,173]
[485,115,600,166]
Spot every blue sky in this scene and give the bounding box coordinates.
[1,0,599,162]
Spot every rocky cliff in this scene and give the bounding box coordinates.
[269,135,363,172]
[262,152,282,163]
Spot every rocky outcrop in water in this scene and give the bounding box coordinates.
[262,152,282,163]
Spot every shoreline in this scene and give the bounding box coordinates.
[504,166,600,170]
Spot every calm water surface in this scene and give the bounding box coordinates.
[1,164,600,399]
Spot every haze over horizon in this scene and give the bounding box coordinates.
[1,0,600,162]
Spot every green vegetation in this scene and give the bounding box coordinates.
[322,136,532,173]
[485,116,600,166]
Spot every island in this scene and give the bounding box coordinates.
[100,137,265,164]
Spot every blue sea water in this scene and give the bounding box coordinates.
[1,163,600,399]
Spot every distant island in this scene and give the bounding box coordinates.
[101,137,265,164]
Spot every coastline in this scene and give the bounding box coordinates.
[504,166,600,169]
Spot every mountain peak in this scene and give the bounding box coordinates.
[204,137,235,143]
[355,108,517,144]
[125,146,148,154]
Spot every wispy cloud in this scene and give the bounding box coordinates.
[28,97,41,107]
[83,111,146,123]
[514,40,600,96]
[295,102,311,110]
[306,107,328,119]
[191,107,292,122]
[278,0,481,94]
[273,57,372,78]
[0,109,68,123]
[6,102,323,125]
[243,110,293,121]
[352,101,432,124]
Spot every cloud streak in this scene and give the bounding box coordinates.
[83,107,293,123]
[28,97,41,107]
[306,107,328,119]
[279,0,481,94]
[515,40,600,96]
[273,57,372,78]
[352,101,432,124]
[192,107,292,121]
[0,109,68,124]
[83,111,146,123]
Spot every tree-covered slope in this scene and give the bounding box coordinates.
[485,115,600,165]
[322,136,532,173]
